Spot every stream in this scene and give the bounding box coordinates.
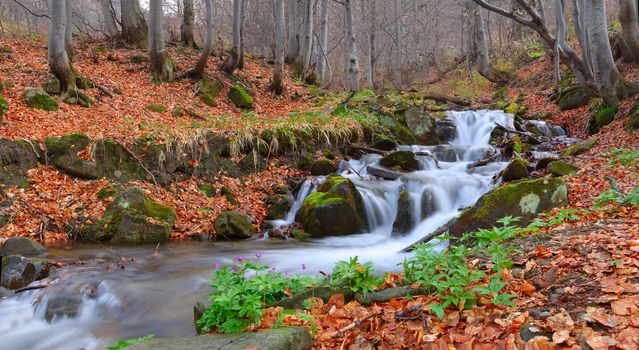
[0,110,549,349]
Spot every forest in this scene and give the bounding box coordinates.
[0,0,639,349]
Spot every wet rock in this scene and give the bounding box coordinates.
[405,109,439,145]
[548,161,580,176]
[560,138,598,157]
[557,87,591,110]
[214,211,256,239]
[379,151,420,172]
[295,176,368,237]
[265,194,291,221]
[434,119,456,142]
[501,157,529,182]
[193,301,206,335]
[449,177,568,239]
[0,237,45,257]
[0,255,50,289]
[0,138,41,188]
[309,158,336,176]
[24,87,59,111]
[535,157,559,171]
[228,85,253,108]
[421,189,436,218]
[392,191,412,236]
[127,327,313,350]
[366,165,403,180]
[43,293,84,321]
[196,78,223,107]
[371,136,397,151]
[83,187,176,244]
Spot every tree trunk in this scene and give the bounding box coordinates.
[191,0,214,78]
[472,2,504,83]
[393,0,402,90]
[316,0,329,85]
[554,0,592,90]
[222,0,242,74]
[238,0,247,69]
[286,0,299,63]
[121,0,148,49]
[296,0,313,73]
[64,0,74,61]
[344,0,360,91]
[149,0,174,82]
[619,0,639,64]
[99,0,119,38]
[269,0,285,94]
[49,0,75,94]
[181,0,197,48]
[365,0,376,89]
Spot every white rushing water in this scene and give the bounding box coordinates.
[0,110,514,349]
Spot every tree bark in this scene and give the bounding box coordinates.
[64,0,74,61]
[286,0,299,63]
[269,0,285,94]
[365,0,376,89]
[149,0,174,82]
[49,0,75,94]
[316,0,329,85]
[238,0,247,69]
[296,0,313,73]
[191,0,214,78]
[393,0,402,89]
[222,0,242,74]
[344,0,360,91]
[181,0,197,48]
[121,0,148,49]
[619,0,639,64]
[472,2,505,83]
[99,0,119,38]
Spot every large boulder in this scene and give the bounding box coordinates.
[379,151,420,172]
[392,191,412,236]
[214,211,256,239]
[45,134,98,180]
[126,327,312,350]
[228,85,254,108]
[196,78,224,107]
[265,195,291,221]
[309,158,337,176]
[0,237,45,257]
[434,119,457,142]
[0,138,41,188]
[557,87,591,111]
[295,176,368,237]
[405,109,439,145]
[448,177,568,239]
[560,138,598,157]
[24,87,59,111]
[0,255,50,289]
[501,157,529,182]
[547,161,580,176]
[85,187,176,244]
[43,293,84,321]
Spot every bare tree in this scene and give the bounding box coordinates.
[64,0,74,61]
[181,0,197,48]
[149,0,174,81]
[343,0,360,91]
[269,0,285,94]
[238,0,247,69]
[619,0,639,64]
[286,0,299,63]
[472,2,505,83]
[393,0,402,89]
[222,0,243,74]
[122,0,148,49]
[316,0,329,85]
[295,0,313,76]
[365,0,376,89]
[189,0,214,78]
[99,0,119,38]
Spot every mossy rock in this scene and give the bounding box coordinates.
[448,177,568,239]
[24,87,58,111]
[97,185,117,199]
[556,87,591,111]
[85,187,175,244]
[213,211,256,240]
[1,255,51,290]
[292,230,311,240]
[265,194,291,221]
[199,183,216,197]
[94,139,145,182]
[547,161,580,176]
[45,134,98,179]
[196,79,224,107]
[404,109,439,145]
[587,104,618,135]
[627,110,639,131]
[560,138,598,157]
[380,151,420,172]
[371,136,397,151]
[392,190,412,236]
[63,88,92,108]
[0,237,45,256]
[0,94,8,121]
[145,104,167,113]
[45,134,90,157]
[218,186,239,206]
[502,157,529,182]
[130,55,150,64]
[309,158,337,176]
[389,124,417,145]
[42,77,61,95]
[295,176,368,237]
[0,138,41,188]
[228,85,254,108]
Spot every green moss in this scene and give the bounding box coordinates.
[292,230,311,240]
[228,85,254,108]
[200,184,216,197]
[628,109,639,131]
[502,157,529,182]
[511,135,523,153]
[146,201,177,223]
[588,104,619,134]
[219,186,239,206]
[146,104,167,113]
[0,94,8,119]
[317,176,349,192]
[45,134,90,156]
[196,79,224,107]
[303,191,344,207]
[380,151,420,172]
[560,138,598,157]
[130,55,150,63]
[547,161,580,176]
[97,186,116,199]
[24,87,58,111]
[504,102,519,115]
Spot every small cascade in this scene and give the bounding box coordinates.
[269,179,318,228]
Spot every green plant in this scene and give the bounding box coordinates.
[604,148,639,168]
[197,257,320,334]
[593,187,639,209]
[273,309,319,335]
[107,335,154,350]
[329,256,381,295]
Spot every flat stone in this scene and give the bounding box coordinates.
[0,237,45,256]
[127,327,313,350]
[366,165,402,180]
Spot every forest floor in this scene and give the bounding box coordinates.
[2,36,639,349]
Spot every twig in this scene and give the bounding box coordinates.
[14,284,48,294]
[120,143,159,187]
[331,311,380,338]
[11,0,50,18]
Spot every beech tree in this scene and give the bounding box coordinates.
[364,0,376,89]
[222,0,243,74]
[471,2,506,83]
[619,0,639,64]
[393,0,402,89]
[99,0,119,38]
[149,0,174,81]
[189,0,214,78]
[121,0,148,49]
[269,0,285,94]
[181,0,197,48]
[342,0,360,91]
[316,0,329,85]
[286,0,299,64]
[295,0,314,79]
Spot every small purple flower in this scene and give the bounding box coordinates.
[231,267,239,272]
[302,264,306,270]
[215,263,222,270]
[236,256,243,262]
[271,274,276,279]
[284,270,288,277]
[255,253,263,260]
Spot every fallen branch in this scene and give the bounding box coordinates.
[348,145,389,156]
[120,143,159,187]
[331,310,381,338]
[14,284,48,294]
[400,218,457,252]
